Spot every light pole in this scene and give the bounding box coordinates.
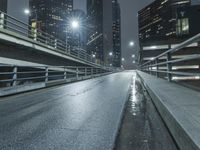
[24,8,37,20]
[108,52,113,67]
[24,9,38,40]
[70,19,81,49]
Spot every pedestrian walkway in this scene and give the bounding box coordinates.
[137,71,200,150]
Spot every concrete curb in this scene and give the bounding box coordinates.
[112,77,133,150]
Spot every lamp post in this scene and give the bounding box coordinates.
[70,19,81,50]
[108,52,113,67]
[24,9,38,40]
[24,9,37,20]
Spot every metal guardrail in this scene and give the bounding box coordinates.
[0,64,112,89]
[0,11,97,64]
[140,33,200,82]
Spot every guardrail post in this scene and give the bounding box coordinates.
[64,67,67,80]
[33,28,37,41]
[85,68,87,76]
[45,67,48,83]
[149,63,152,75]
[0,13,5,29]
[156,58,159,78]
[167,53,172,82]
[76,68,79,80]
[12,66,17,86]
[54,39,57,49]
[45,36,48,45]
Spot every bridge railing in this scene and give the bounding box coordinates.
[140,33,200,82]
[0,11,96,64]
[0,64,112,89]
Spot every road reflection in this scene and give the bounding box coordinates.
[115,73,179,150]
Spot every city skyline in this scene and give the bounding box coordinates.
[6,0,153,69]
[0,1,200,150]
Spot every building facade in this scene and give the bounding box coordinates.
[87,0,104,63]
[87,0,113,64]
[112,0,121,67]
[29,0,73,42]
[138,0,200,63]
[0,0,7,13]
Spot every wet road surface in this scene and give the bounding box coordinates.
[0,72,133,150]
[115,73,179,150]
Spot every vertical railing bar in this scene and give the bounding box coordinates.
[12,66,17,86]
[167,52,172,82]
[45,66,49,83]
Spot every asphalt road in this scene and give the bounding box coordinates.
[0,71,133,150]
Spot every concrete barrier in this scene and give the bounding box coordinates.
[0,73,111,97]
[0,83,45,97]
[137,70,200,150]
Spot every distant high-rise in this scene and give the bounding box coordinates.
[29,0,73,42]
[112,0,121,67]
[138,0,200,63]
[87,0,113,64]
[0,0,7,13]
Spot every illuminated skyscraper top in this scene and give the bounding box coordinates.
[29,0,73,42]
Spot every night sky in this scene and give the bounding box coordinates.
[7,0,153,69]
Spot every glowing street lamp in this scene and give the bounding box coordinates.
[122,58,125,61]
[129,41,135,47]
[71,20,79,30]
[24,9,30,15]
[109,52,113,56]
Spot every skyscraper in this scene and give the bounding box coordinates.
[87,0,113,64]
[0,0,7,13]
[112,0,121,67]
[29,0,73,42]
[138,0,200,64]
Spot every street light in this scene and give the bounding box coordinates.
[71,20,79,30]
[70,19,81,49]
[24,8,38,20]
[122,58,125,61]
[129,41,135,47]
[24,9,30,15]
[109,52,113,56]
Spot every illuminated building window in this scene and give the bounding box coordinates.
[176,18,189,35]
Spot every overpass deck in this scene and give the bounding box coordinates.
[0,72,133,150]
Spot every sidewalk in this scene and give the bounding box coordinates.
[137,71,200,150]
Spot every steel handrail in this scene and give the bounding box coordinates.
[0,10,97,65]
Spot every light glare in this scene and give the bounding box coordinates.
[24,9,30,15]
[129,41,135,47]
[71,20,79,29]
